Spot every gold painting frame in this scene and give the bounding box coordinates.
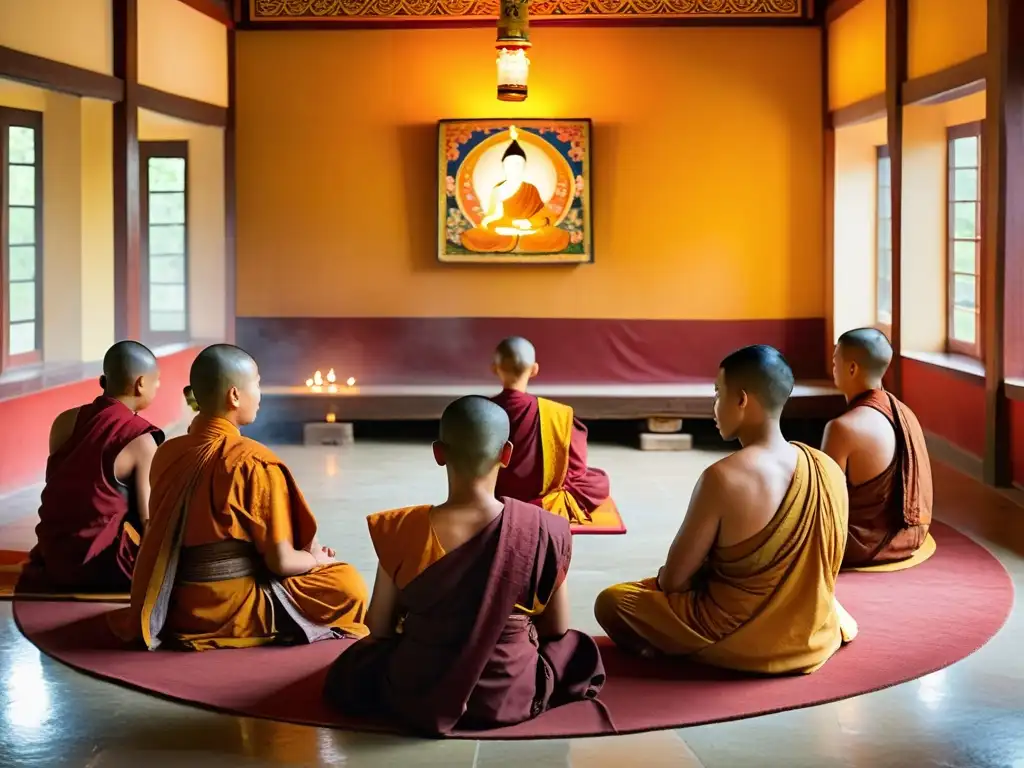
[437,119,593,265]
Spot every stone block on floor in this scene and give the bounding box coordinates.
[646,417,684,433]
[303,422,354,446]
[639,432,694,451]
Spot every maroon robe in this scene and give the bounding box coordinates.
[323,498,606,736]
[492,389,610,512]
[23,397,164,591]
[843,389,933,567]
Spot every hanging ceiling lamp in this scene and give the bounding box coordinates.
[496,0,531,102]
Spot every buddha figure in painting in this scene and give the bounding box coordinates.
[460,126,571,255]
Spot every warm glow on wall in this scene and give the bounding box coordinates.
[496,0,531,101]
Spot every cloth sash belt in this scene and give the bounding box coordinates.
[177,540,259,583]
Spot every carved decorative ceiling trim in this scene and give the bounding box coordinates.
[248,0,806,24]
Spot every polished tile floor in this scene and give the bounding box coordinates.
[0,440,1022,767]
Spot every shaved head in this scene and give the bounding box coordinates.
[719,345,794,417]
[438,396,510,477]
[189,344,259,414]
[837,328,892,379]
[494,336,536,376]
[102,341,158,395]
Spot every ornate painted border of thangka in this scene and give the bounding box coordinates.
[248,0,806,24]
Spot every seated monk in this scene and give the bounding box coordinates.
[110,344,368,651]
[595,345,857,674]
[323,396,605,736]
[460,126,571,255]
[21,341,164,593]
[490,336,614,525]
[823,328,933,568]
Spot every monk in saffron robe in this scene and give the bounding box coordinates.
[490,336,615,526]
[324,396,605,736]
[111,344,368,651]
[20,341,164,593]
[595,345,857,674]
[461,127,571,254]
[822,328,933,568]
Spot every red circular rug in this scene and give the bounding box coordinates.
[13,521,1013,740]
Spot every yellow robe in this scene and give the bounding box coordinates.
[594,443,858,674]
[111,417,368,651]
[461,182,571,254]
[536,398,619,527]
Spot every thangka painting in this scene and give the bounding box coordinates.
[438,119,592,264]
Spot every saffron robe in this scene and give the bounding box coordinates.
[594,443,858,675]
[323,499,606,736]
[111,417,368,651]
[842,389,933,568]
[461,182,571,254]
[492,389,614,526]
[22,397,163,592]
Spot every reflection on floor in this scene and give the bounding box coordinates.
[0,443,1022,767]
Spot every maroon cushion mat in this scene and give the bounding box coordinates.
[13,522,1013,739]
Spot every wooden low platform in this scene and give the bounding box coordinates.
[260,382,844,422]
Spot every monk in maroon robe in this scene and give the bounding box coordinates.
[20,341,164,593]
[490,336,615,526]
[324,396,605,736]
[822,329,933,568]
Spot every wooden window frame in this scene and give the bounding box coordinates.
[0,107,44,374]
[875,144,893,334]
[140,140,190,346]
[946,122,984,359]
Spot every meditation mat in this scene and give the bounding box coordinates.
[845,532,938,573]
[0,551,129,603]
[12,522,1011,740]
[571,500,627,535]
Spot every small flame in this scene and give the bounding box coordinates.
[313,370,324,386]
[305,378,314,388]
[326,412,337,423]
[509,125,518,140]
[326,368,336,384]
[346,377,357,387]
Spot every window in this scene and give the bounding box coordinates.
[0,108,43,371]
[947,123,983,358]
[140,141,189,343]
[876,145,892,327]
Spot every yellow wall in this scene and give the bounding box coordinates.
[138,0,229,107]
[0,0,112,75]
[0,79,116,363]
[828,0,886,111]
[81,100,116,362]
[833,117,887,340]
[138,109,227,340]
[908,0,987,80]
[901,91,986,353]
[236,28,824,321]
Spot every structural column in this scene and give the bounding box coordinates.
[113,0,141,341]
[884,0,907,398]
[981,0,1020,486]
[225,27,237,344]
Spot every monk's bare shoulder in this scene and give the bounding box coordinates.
[697,454,752,503]
[48,407,81,454]
[827,407,884,439]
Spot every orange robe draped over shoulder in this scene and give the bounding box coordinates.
[843,389,933,568]
[111,417,368,651]
[493,390,616,526]
[461,182,571,254]
[594,444,858,675]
